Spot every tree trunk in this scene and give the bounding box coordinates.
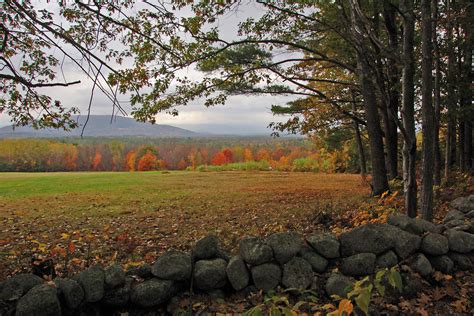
[421,0,435,221]
[352,95,367,176]
[349,0,390,196]
[445,0,457,180]
[400,0,417,218]
[462,1,473,172]
[433,0,442,186]
[383,0,400,180]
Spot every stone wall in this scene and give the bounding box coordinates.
[1,195,474,315]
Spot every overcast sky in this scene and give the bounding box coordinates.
[0,1,297,135]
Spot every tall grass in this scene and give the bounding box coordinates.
[194,160,271,172]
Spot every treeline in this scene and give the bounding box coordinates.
[0,137,364,173]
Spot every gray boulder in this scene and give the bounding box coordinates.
[382,225,421,259]
[340,253,376,276]
[54,278,84,310]
[376,250,398,268]
[282,257,313,289]
[445,229,474,253]
[104,263,125,289]
[466,210,474,219]
[240,237,273,265]
[421,233,449,255]
[0,273,43,301]
[429,255,454,274]
[448,253,473,270]
[226,256,250,291]
[126,264,152,278]
[152,250,192,281]
[444,210,465,223]
[194,258,227,290]
[340,224,392,256]
[194,235,220,260]
[265,232,302,264]
[298,246,328,273]
[325,273,353,298]
[450,196,474,213]
[387,214,439,235]
[76,265,104,303]
[306,233,340,259]
[444,219,467,229]
[130,278,177,307]
[102,277,132,307]
[251,263,281,292]
[15,284,60,316]
[411,254,432,277]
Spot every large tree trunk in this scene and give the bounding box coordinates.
[383,0,400,180]
[421,0,435,221]
[462,1,473,173]
[445,0,457,180]
[433,0,442,185]
[400,0,417,218]
[349,0,390,196]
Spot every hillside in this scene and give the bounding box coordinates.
[0,115,198,138]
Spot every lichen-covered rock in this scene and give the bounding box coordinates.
[411,254,432,277]
[104,263,125,289]
[265,232,302,264]
[382,225,421,259]
[444,229,474,253]
[281,257,313,289]
[444,210,466,223]
[240,237,273,266]
[251,263,281,292]
[102,277,132,307]
[340,253,376,276]
[126,264,152,278]
[298,246,328,273]
[76,265,104,303]
[0,273,44,301]
[194,235,220,260]
[429,255,454,274]
[448,253,473,270]
[421,233,449,255]
[444,219,467,229]
[54,278,84,310]
[387,214,439,235]
[306,233,340,259]
[194,258,227,290]
[226,256,249,291]
[151,250,192,281]
[340,224,392,256]
[325,273,353,298]
[466,210,474,219]
[450,196,474,213]
[376,250,398,268]
[15,284,60,316]
[130,279,177,308]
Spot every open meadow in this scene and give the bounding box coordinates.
[0,171,369,277]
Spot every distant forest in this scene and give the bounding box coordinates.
[0,136,364,173]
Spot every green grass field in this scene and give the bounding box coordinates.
[0,171,369,276]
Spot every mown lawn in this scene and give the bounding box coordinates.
[0,171,370,277]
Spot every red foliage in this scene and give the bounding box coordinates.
[137,152,159,171]
[211,149,233,165]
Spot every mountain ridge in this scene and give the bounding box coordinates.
[0,115,199,138]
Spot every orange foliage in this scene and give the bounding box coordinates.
[125,150,136,171]
[92,151,102,171]
[256,148,270,161]
[243,148,254,162]
[137,152,159,171]
[177,159,187,170]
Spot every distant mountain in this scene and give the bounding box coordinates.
[0,115,198,138]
